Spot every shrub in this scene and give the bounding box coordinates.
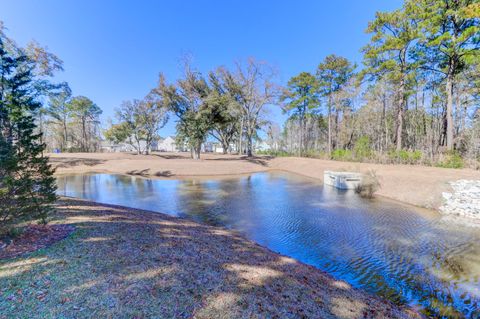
[355,170,381,198]
[436,152,464,169]
[388,149,423,164]
[353,136,373,160]
[410,150,423,163]
[387,150,396,163]
[398,150,410,162]
[331,149,353,161]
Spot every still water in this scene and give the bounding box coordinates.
[57,172,480,318]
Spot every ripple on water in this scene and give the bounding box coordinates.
[57,172,480,317]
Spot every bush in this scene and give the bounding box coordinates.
[331,149,353,161]
[353,136,373,160]
[410,150,423,163]
[355,170,381,198]
[388,149,423,164]
[436,152,464,169]
[399,150,410,162]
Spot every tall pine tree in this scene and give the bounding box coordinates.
[0,29,57,234]
[362,9,418,151]
[280,72,320,156]
[407,0,480,150]
[317,55,356,154]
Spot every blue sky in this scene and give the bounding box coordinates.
[3,0,402,136]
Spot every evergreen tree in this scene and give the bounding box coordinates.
[362,9,418,150]
[280,72,320,155]
[407,0,480,150]
[0,29,57,233]
[46,84,72,151]
[68,96,102,152]
[317,55,356,154]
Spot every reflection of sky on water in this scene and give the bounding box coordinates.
[57,172,480,317]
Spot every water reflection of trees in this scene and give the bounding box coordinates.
[175,179,233,226]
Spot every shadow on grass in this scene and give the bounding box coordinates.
[49,158,107,168]
[151,154,189,160]
[205,156,274,167]
[0,199,419,319]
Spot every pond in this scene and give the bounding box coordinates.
[56,172,480,317]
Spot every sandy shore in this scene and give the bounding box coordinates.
[0,198,420,318]
[49,152,480,210]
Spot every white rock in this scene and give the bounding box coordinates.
[440,180,480,220]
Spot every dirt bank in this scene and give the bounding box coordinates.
[49,152,480,210]
[0,198,420,319]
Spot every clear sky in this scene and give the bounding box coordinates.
[3,0,403,136]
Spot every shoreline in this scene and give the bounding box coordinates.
[49,152,480,211]
[0,197,421,318]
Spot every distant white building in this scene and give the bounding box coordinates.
[100,141,135,153]
[101,138,158,153]
[212,142,238,154]
[158,136,177,152]
[254,141,271,152]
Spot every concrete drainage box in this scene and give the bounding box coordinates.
[324,171,362,190]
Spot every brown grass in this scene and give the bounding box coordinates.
[0,198,420,319]
[0,224,74,260]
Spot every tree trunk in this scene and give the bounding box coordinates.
[239,117,244,155]
[445,71,454,151]
[335,110,340,150]
[327,95,332,155]
[381,93,387,152]
[299,103,306,156]
[221,139,229,155]
[63,116,68,151]
[192,143,201,160]
[246,131,253,157]
[299,115,303,157]
[82,118,87,152]
[396,78,405,151]
[136,138,141,155]
[422,90,427,135]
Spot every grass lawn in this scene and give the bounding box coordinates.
[0,198,419,319]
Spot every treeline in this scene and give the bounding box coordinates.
[105,0,479,166]
[271,0,480,168]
